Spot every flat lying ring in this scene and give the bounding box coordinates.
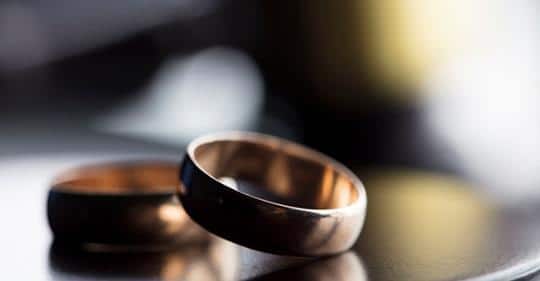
[47,160,206,250]
[179,132,367,256]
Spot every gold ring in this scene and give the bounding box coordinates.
[47,160,205,250]
[179,132,367,256]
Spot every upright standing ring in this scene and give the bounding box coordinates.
[179,132,367,257]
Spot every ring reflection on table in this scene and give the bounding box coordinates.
[252,252,367,281]
[47,160,206,250]
[48,235,239,281]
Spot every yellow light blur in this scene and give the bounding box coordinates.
[356,169,497,281]
[366,0,488,91]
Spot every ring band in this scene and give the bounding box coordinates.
[179,132,367,256]
[47,160,205,250]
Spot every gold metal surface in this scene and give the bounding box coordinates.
[47,160,207,249]
[179,132,367,256]
[51,161,179,194]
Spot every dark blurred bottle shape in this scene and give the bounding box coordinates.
[257,0,485,167]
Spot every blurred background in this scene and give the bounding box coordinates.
[3,1,540,280]
[2,0,539,202]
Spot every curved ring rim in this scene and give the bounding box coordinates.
[185,131,367,215]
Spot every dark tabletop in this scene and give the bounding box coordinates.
[2,128,540,281]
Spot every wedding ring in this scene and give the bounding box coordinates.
[179,132,367,256]
[47,160,205,250]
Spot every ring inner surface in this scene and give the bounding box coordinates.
[52,163,179,194]
[194,140,359,209]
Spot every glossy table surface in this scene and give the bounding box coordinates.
[2,132,540,281]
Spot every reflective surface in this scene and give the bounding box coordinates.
[2,136,540,280]
[357,171,497,280]
[50,235,239,281]
[180,132,366,256]
[253,252,368,281]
